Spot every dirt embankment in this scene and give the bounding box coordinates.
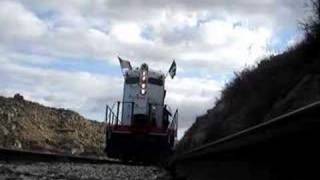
[0,94,105,156]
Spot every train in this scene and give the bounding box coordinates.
[104,57,178,161]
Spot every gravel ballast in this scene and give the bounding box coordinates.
[0,161,172,180]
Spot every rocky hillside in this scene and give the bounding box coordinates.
[0,94,105,156]
[176,0,320,152]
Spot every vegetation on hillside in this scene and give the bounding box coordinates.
[177,0,320,152]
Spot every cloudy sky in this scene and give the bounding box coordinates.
[0,0,309,138]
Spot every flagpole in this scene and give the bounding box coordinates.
[165,71,169,79]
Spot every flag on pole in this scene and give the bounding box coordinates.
[168,60,177,79]
[118,56,132,74]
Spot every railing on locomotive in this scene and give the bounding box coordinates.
[105,101,177,130]
[170,109,178,138]
[105,101,133,126]
[105,105,119,126]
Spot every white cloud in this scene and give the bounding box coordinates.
[287,32,304,48]
[0,0,306,68]
[0,51,222,131]
[111,23,146,44]
[0,0,309,136]
[0,57,122,121]
[166,77,222,128]
[0,0,47,43]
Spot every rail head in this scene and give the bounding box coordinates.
[172,101,320,163]
[0,148,151,165]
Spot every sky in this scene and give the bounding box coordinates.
[0,0,310,138]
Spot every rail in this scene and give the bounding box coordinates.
[172,100,320,162]
[170,101,320,179]
[0,148,121,164]
[0,147,157,166]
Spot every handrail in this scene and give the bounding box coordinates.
[105,101,134,127]
[106,101,178,136]
[169,109,178,137]
[106,105,119,126]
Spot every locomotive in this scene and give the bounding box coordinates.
[104,57,178,160]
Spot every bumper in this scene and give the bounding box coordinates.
[105,132,172,160]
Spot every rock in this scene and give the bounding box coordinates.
[11,124,16,131]
[1,126,9,136]
[14,93,24,101]
[14,139,22,149]
[71,144,84,155]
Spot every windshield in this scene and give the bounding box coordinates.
[125,77,163,86]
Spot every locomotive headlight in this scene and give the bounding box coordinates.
[141,89,146,95]
[140,69,148,95]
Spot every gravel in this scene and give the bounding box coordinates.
[0,161,172,180]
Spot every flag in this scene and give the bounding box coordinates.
[118,56,132,71]
[168,60,177,79]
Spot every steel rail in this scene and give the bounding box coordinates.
[171,101,320,162]
[0,148,126,165]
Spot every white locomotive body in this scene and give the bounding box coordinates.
[121,64,165,128]
[105,60,178,160]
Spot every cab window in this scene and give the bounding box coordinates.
[149,78,163,86]
[125,77,139,84]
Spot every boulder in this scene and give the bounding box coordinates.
[13,94,24,101]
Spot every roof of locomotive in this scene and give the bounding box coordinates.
[125,66,165,79]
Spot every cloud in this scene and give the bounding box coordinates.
[1,0,307,69]
[0,55,221,137]
[0,1,47,43]
[166,77,222,128]
[0,0,309,138]
[111,23,148,44]
[0,56,122,120]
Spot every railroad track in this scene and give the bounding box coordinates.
[170,101,320,180]
[0,147,124,165]
[0,147,165,167]
[0,148,171,179]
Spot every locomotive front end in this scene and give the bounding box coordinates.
[105,58,178,161]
